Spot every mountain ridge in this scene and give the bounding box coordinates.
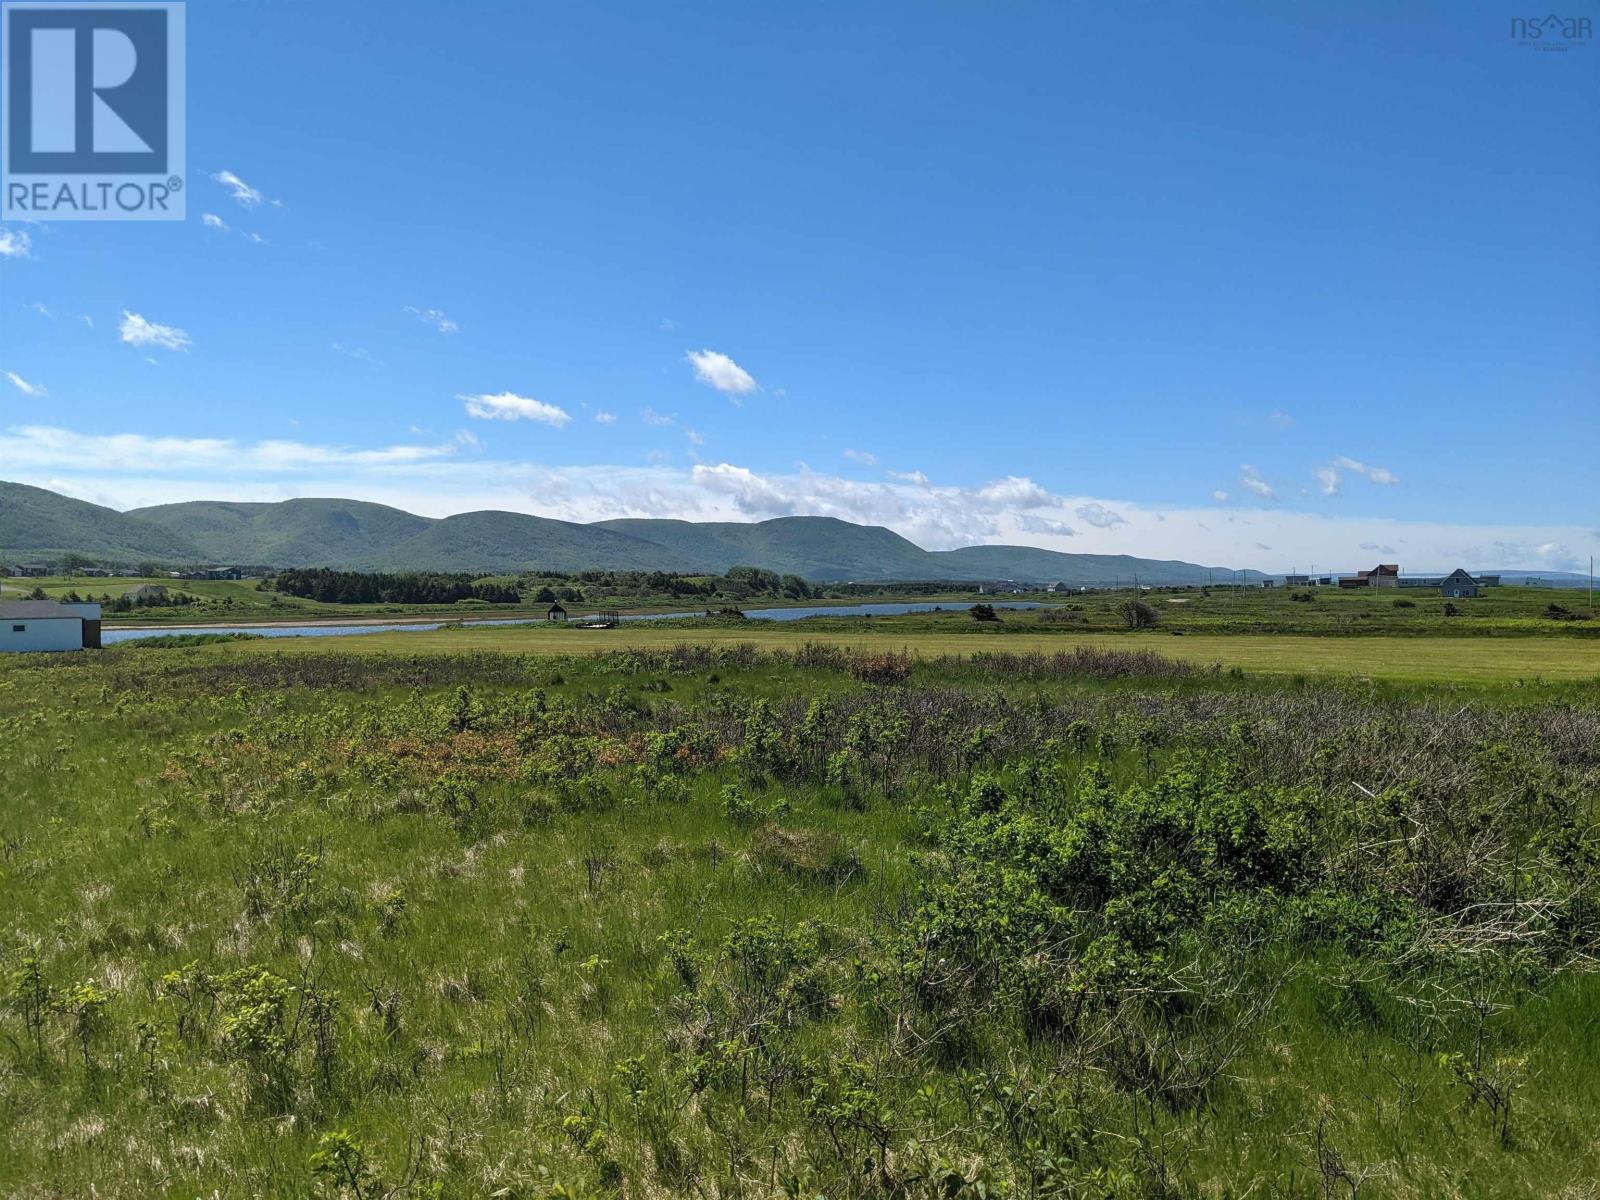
[3,478,1264,583]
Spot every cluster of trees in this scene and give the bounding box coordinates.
[268,569,520,606]
[530,566,817,602]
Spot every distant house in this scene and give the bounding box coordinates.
[0,600,101,652]
[1340,563,1400,589]
[546,602,568,621]
[1261,579,1277,588]
[124,584,169,603]
[8,564,49,578]
[1044,581,1065,593]
[1440,569,1481,599]
[1284,574,1311,587]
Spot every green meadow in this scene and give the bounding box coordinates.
[3,637,1598,1197]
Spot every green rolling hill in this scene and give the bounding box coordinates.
[350,511,709,574]
[127,498,434,566]
[0,481,198,563]
[3,479,1263,584]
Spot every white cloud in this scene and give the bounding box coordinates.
[406,306,459,334]
[212,169,264,207]
[1315,466,1341,496]
[1075,502,1126,529]
[5,371,46,396]
[889,469,930,487]
[686,429,706,447]
[686,349,758,397]
[118,311,191,352]
[594,411,617,425]
[1266,412,1295,429]
[460,392,571,426]
[641,408,675,427]
[1239,464,1275,501]
[244,232,267,245]
[979,476,1054,509]
[1017,515,1075,537]
[842,449,877,465]
[26,301,53,318]
[0,229,32,258]
[0,425,465,474]
[1211,489,1229,503]
[332,342,384,367]
[1333,456,1399,486]
[201,212,229,230]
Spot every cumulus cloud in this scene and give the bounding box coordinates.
[594,411,617,425]
[842,449,877,466]
[685,429,706,447]
[460,392,571,426]
[201,212,229,230]
[979,476,1054,509]
[119,311,191,351]
[5,371,46,396]
[1315,466,1341,496]
[1239,464,1275,500]
[406,306,459,335]
[641,408,674,427]
[1211,489,1229,503]
[686,349,758,397]
[0,229,33,258]
[1075,502,1126,529]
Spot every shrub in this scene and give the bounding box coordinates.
[1116,599,1159,629]
[848,651,911,685]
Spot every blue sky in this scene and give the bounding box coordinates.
[2,0,1596,571]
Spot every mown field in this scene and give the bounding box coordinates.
[3,640,1598,1198]
[225,619,1600,683]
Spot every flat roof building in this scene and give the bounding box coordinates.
[0,600,102,653]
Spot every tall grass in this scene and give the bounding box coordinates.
[1,646,1597,1197]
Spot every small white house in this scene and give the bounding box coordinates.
[0,600,102,652]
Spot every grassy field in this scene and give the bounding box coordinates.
[220,619,1600,683]
[2,642,1597,1197]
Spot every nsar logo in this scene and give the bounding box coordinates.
[1510,13,1593,49]
[2,2,185,220]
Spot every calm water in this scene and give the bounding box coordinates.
[100,600,1051,646]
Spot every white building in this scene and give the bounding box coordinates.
[0,600,102,653]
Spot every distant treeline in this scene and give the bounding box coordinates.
[269,568,520,605]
